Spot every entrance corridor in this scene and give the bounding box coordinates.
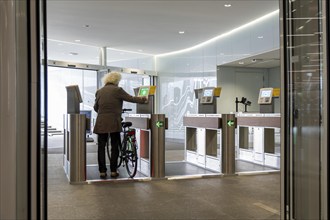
[48,153,280,219]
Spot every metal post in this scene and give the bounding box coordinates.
[221,114,236,175]
[99,46,107,67]
[67,114,86,183]
[150,114,166,178]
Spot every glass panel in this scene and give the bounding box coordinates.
[47,67,97,148]
[284,0,324,219]
[81,70,97,130]
[39,0,47,219]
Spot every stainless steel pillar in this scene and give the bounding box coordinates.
[1,0,46,219]
[221,114,236,175]
[0,2,20,218]
[67,114,86,183]
[150,114,166,178]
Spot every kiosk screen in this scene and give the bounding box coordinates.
[258,88,273,104]
[261,90,272,98]
[201,88,214,104]
[138,86,150,97]
[203,89,214,97]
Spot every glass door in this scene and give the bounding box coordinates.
[281,0,328,219]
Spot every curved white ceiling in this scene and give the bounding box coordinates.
[47,0,279,55]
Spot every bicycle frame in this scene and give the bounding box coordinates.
[107,108,138,178]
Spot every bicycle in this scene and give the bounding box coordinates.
[106,108,138,178]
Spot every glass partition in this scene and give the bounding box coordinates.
[48,67,97,131]
[281,0,327,219]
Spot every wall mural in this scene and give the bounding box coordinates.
[159,73,216,139]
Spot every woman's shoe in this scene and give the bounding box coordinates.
[100,172,107,179]
[111,172,119,178]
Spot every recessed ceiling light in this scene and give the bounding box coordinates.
[224,4,231,7]
[179,31,185,34]
[75,39,81,42]
[258,36,264,39]
[69,52,78,56]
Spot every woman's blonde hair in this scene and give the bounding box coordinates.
[102,72,122,85]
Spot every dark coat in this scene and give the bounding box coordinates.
[93,83,145,134]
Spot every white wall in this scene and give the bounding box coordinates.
[216,66,280,113]
[217,66,269,113]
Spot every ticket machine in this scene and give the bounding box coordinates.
[134,85,156,114]
[64,85,87,183]
[258,87,274,113]
[128,85,166,178]
[194,87,221,114]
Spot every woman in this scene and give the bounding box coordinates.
[93,72,147,178]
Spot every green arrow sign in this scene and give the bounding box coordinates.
[156,121,164,128]
[227,120,235,127]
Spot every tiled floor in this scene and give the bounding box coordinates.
[48,153,280,219]
[48,135,280,219]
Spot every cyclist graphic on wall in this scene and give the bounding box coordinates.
[93,72,147,179]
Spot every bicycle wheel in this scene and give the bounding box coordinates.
[117,139,124,168]
[124,138,138,178]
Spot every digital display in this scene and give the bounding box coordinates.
[138,87,149,97]
[261,90,272,98]
[203,89,213,97]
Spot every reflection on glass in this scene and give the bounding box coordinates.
[284,0,324,219]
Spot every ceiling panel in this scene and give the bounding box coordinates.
[47,0,279,55]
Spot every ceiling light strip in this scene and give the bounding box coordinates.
[156,9,279,57]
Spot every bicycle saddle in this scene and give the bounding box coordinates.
[122,122,132,128]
